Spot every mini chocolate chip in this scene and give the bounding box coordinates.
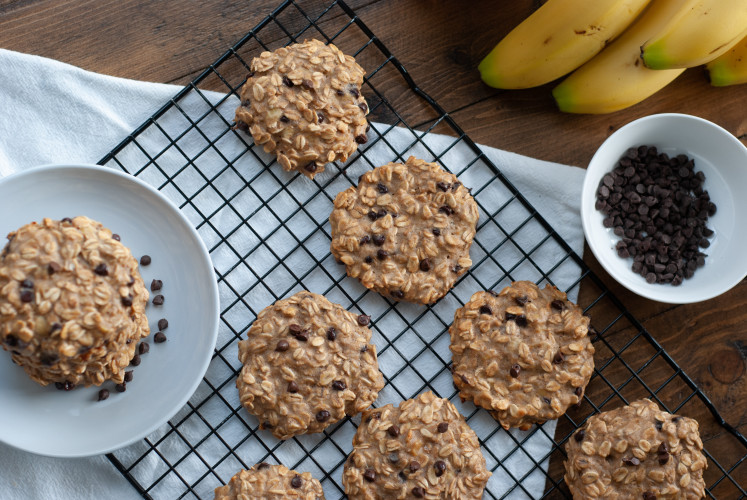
[510,364,520,378]
[121,295,133,307]
[276,340,290,352]
[290,475,302,488]
[61,217,73,223]
[302,79,314,89]
[97,389,109,401]
[355,134,368,144]
[643,491,656,500]
[392,290,404,299]
[367,210,378,221]
[623,456,640,466]
[316,111,324,123]
[350,87,360,98]
[20,279,33,289]
[124,370,134,383]
[658,453,669,465]
[111,233,120,241]
[152,294,164,306]
[553,351,564,364]
[437,422,449,433]
[154,332,167,343]
[157,318,168,330]
[336,89,344,96]
[439,205,454,215]
[261,422,273,429]
[360,344,368,353]
[359,235,371,245]
[358,102,368,113]
[432,228,441,236]
[130,353,141,366]
[279,115,289,123]
[409,461,421,472]
[574,429,585,442]
[139,342,150,354]
[387,424,400,437]
[4,334,18,347]
[398,471,407,481]
[389,452,400,463]
[47,261,61,274]
[288,381,299,393]
[20,289,33,303]
[372,234,385,246]
[377,249,388,260]
[655,420,663,431]
[363,469,376,482]
[151,279,163,291]
[412,487,425,498]
[256,462,269,469]
[332,380,347,391]
[479,305,492,315]
[289,324,302,335]
[515,315,527,327]
[282,76,294,87]
[365,255,373,264]
[575,386,583,397]
[327,327,337,341]
[452,264,463,273]
[94,263,108,276]
[551,299,565,310]
[40,353,58,366]
[515,295,528,306]
[419,258,431,272]
[305,163,317,173]
[357,314,370,326]
[436,181,450,192]
[542,397,551,404]
[115,382,126,393]
[316,410,330,422]
[434,460,447,477]
[140,255,151,266]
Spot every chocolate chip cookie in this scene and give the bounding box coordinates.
[330,156,479,304]
[236,291,384,439]
[343,391,491,499]
[0,217,149,388]
[215,463,325,500]
[564,399,707,499]
[449,281,594,430]
[234,39,369,179]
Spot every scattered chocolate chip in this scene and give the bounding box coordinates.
[138,342,150,354]
[47,261,62,274]
[372,234,385,246]
[509,364,521,378]
[437,422,449,433]
[40,353,58,366]
[622,456,640,466]
[152,294,164,306]
[432,228,441,236]
[332,380,347,391]
[377,249,388,260]
[327,327,337,341]
[360,345,368,353]
[398,471,407,482]
[419,258,431,272]
[256,462,269,470]
[157,318,168,330]
[359,235,371,245]
[452,264,463,273]
[387,425,400,437]
[515,315,527,327]
[479,305,492,315]
[279,115,289,123]
[282,76,294,87]
[20,289,33,303]
[316,410,330,422]
[261,422,273,429]
[542,397,551,404]
[409,461,421,472]
[355,134,368,144]
[55,381,74,391]
[553,351,564,364]
[97,389,109,401]
[365,255,374,264]
[336,89,344,96]
[367,210,378,221]
[358,102,368,113]
[377,183,388,193]
[349,87,360,98]
[315,111,324,124]
[551,299,565,310]
[436,181,450,192]
[115,382,126,393]
[94,263,108,276]
[412,486,425,498]
[655,420,663,431]
[151,279,163,291]
[574,429,585,442]
[154,332,167,343]
[61,217,73,224]
[357,314,370,326]
[363,469,376,482]
[4,334,18,347]
[121,295,133,307]
[574,387,583,397]
[434,460,447,477]
[643,491,656,500]
[290,475,302,488]
[392,290,404,299]
[302,79,314,89]
[130,353,141,366]
[140,255,151,266]
[288,381,299,393]
[124,370,134,383]
[276,340,290,352]
[289,324,302,335]
[305,163,317,173]
[438,205,454,215]
[389,452,400,463]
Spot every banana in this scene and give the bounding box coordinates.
[706,34,747,86]
[552,0,692,114]
[641,0,747,69]
[478,0,652,89]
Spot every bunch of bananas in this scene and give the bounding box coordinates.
[478,0,747,114]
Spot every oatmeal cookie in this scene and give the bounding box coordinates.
[237,291,384,439]
[564,399,707,499]
[215,463,325,500]
[343,391,491,499]
[330,156,479,304]
[0,216,149,387]
[449,281,594,430]
[234,39,369,179]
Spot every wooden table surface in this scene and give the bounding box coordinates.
[1,0,745,496]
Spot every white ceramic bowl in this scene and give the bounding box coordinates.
[581,113,747,304]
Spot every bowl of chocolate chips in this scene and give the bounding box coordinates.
[582,113,747,303]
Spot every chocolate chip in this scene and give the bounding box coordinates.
[288,381,299,393]
[432,228,441,236]
[452,264,463,273]
[542,397,551,404]
[349,87,360,98]
[363,469,376,482]
[282,76,294,87]
[57,381,75,391]
[574,429,585,442]
[551,299,565,310]
[355,134,368,144]
[438,205,454,215]
[387,424,400,437]
[357,314,370,326]
[97,389,109,401]
[290,475,302,488]
[553,351,564,364]
[289,324,302,335]
[305,163,317,173]
[358,102,368,113]
[316,410,330,422]
[412,486,425,497]
[336,89,344,96]
[316,111,324,123]
[4,335,18,347]
[409,461,421,472]
[392,290,404,299]
[419,258,431,272]
[152,294,164,306]
[130,353,141,366]
[154,332,167,343]
[151,279,163,291]
[372,234,385,246]
[622,456,640,466]
[121,295,133,307]
[256,462,269,469]
[360,344,368,353]
[367,210,378,221]
[115,382,126,393]
[436,181,450,192]
[434,460,446,477]
[124,370,134,383]
[643,491,656,500]
[398,471,407,481]
[437,422,449,433]
[509,364,521,378]
[302,79,314,89]
[138,342,150,354]
[20,289,33,303]
[276,340,290,352]
[515,315,527,327]
[377,249,388,260]
[479,305,492,315]
[47,261,61,274]
[94,263,108,276]
[389,452,400,463]
[155,319,168,331]
[327,327,337,341]
[359,235,371,245]
[332,380,347,391]
[61,217,73,224]
[364,256,373,264]
[574,387,583,397]
[279,115,289,123]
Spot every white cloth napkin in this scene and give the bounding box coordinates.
[0,48,586,499]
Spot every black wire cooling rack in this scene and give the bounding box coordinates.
[97,0,746,498]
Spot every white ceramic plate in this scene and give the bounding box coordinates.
[0,164,219,457]
[582,113,747,304]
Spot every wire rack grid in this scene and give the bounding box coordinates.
[97,0,746,498]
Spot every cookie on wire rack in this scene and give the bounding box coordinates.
[330,156,479,305]
[343,391,491,499]
[449,280,594,430]
[234,39,369,179]
[236,291,384,439]
[564,399,707,499]
[214,463,325,500]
